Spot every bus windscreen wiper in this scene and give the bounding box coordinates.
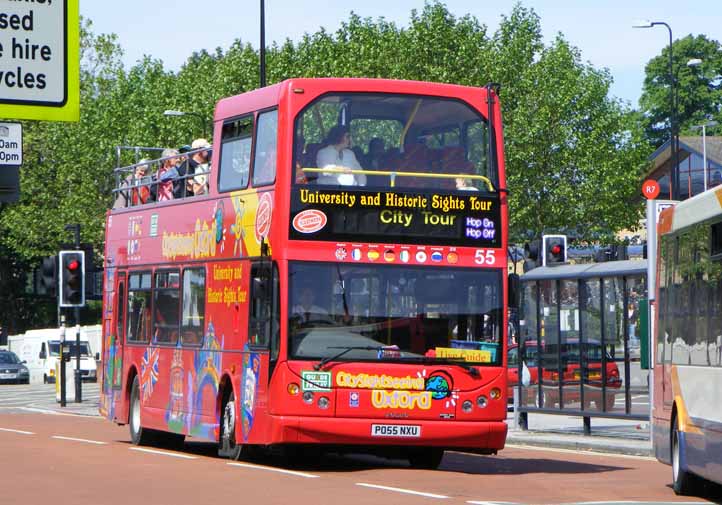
[313,346,381,371]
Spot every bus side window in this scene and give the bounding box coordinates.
[218,116,253,193]
[252,109,278,187]
[181,268,206,346]
[249,262,276,348]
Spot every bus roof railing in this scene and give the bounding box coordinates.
[520,259,647,282]
[302,167,496,191]
[111,146,212,209]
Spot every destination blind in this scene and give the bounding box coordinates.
[289,187,501,247]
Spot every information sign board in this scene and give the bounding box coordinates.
[0,0,79,122]
[0,122,22,165]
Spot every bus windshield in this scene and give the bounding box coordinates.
[288,262,503,365]
[294,92,495,192]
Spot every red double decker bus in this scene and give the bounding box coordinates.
[100,78,511,468]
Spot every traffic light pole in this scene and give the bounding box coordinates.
[65,223,82,403]
[59,317,66,407]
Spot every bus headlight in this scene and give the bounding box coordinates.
[477,395,488,408]
[462,400,473,413]
[302,391,314,404]
[317,396,330,409]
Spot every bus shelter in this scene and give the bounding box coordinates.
[515,260,648,432]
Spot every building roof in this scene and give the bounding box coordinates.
[647,136,722,177]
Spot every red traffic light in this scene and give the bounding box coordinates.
[67,260,80,271]
[551,244,562,255]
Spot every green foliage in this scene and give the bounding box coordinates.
[0,2,651,330]
[639,34,722,145]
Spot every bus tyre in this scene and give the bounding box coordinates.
[408,448,444,470]
[219,391,243,460]
[672,415,695,495]
[129,376,155,446]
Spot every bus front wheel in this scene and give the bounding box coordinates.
[129,376,155,446]
[672,414,696,495]
[219,391,243,460]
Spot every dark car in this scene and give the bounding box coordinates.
[0,350,30,384]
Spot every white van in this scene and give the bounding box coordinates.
[9,327,99,384]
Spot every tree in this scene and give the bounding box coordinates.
[269,2,648,240]
[0,3,651,330]
[639,34,722,146]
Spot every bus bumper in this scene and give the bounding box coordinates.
[267,416,508,450]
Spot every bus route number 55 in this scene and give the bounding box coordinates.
[474,249,495,265]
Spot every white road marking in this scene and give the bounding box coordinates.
[0,427,35,435]
[356,482,449,499]
[467,501,520,505]
[505,444,655,461]
[569,502,706,505]
[20,407,103,419]
[52,435,107,445]
[129,447,197,459]
[227,462,320,478]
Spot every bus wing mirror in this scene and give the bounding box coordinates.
[508,273,520,308]
[39,350,46,360]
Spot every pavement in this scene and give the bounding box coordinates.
[506,410,653,457]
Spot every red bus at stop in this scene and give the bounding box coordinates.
[100,78,511,468]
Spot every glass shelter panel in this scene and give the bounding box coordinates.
[559,280,581,409]
[539,280,559,409]
[603,277,624,413]
[580,279,602,413]
[519,282,539,408]
[626,275,648,416]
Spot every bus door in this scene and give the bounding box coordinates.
[111,272,126,392]
[245,261,278,441]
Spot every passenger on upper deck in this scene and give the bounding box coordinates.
[175,145,192,198]
[316,125,366,186]
[154,148,180,202]
[191,173,209,196]
[186,138,211,196]
[365,137,385,170]
[113,159,152,209]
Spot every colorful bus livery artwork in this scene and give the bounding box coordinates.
[100,78,512,469]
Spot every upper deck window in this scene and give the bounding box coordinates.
[294,93,495,192]
[252,109,278,187]
[218,115,253,192]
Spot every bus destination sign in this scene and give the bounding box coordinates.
[290,188,500,248]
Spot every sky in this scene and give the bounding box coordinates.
[81,0,722,108]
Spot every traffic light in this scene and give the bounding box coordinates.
[59,250,85,307]
[40,256,58,298]
[542,235,567,266]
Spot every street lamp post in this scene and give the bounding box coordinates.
[634,20,679,200]
[163,109,208,138]
[691,121,719,192]
[686,58,719,192]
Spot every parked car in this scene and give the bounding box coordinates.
[508,340,622,410]
[0,350,30,384]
